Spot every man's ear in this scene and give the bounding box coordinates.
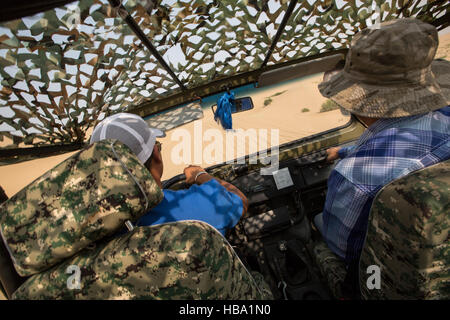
[152,144,163,163]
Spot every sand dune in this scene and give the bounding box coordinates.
[155,74,348,177]
[437,32,450,60]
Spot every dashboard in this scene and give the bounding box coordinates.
[230,149,335,239]
[162,142,354,300]
[226,149,339,299]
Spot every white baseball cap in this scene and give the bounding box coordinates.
[90,113,164,164]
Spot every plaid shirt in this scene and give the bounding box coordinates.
[323,106,450,266]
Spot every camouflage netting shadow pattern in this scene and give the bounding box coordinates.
[0,0,181,148]
[1,0,449,150]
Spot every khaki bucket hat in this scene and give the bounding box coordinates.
[432,59,450,103]
[319,18,450,118]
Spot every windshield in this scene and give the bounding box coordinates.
[150,72,351,181]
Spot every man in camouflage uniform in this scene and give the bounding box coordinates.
[313,18,450,287]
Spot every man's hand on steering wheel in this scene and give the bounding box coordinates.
[184,165,209,185]
[326,147,341,163]
[183,165,248,217]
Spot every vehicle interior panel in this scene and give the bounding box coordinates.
[225,149,340,299]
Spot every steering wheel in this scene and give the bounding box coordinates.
[162,173,190,190]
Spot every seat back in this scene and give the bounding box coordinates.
[0,185,26,299]
[0,140,163,277]
[12,221,273,300]
[359,160,450,299]
[0,233,26,299]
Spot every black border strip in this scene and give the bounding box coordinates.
[0,0,77,23]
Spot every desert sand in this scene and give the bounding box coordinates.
[437,31,450,60]
[1,32,450,200]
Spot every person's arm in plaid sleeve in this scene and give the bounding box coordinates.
[326,146,356,162]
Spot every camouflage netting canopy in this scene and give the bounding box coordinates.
[0,0,449,161]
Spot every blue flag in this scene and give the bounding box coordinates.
[214,91,234,130]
